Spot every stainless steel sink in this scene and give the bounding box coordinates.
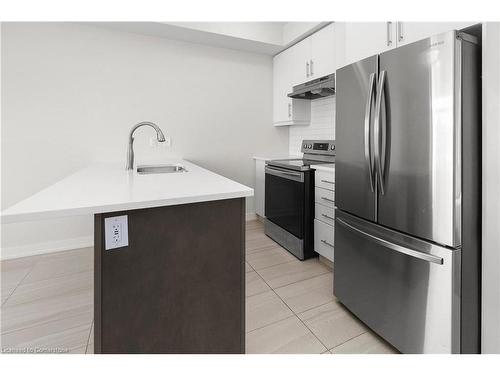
[136,164,187,175]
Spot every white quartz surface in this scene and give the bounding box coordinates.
[311,163,335,172]
[1,160,253,223]
[252,155,293,161]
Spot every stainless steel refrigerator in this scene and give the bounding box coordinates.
[334,29,481,354]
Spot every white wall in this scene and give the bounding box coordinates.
[1,22,289,258]
[165,22,285,45]
[482,22,500,354]
[289,96,335,155]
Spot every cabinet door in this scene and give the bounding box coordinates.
[396,22,477,46]
[311,23,336,78]
[289,36,312,86]
[273,48,292,124]
[273,43,311,126]
[344,22,396,66]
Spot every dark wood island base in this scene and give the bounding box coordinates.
[94,198,246,354]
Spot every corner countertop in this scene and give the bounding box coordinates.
[311,163,335,173]
[1,160,253,224]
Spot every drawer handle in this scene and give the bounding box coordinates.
[321,239,335,248]
[320,179,334,184]
[321,213,335,220]
[321,196,335,203]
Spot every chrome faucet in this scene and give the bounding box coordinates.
[126,121,166,170]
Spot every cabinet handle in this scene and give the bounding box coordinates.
[321,239,335,248]
[306,61,310,77]
[386,21,393,46]
[321,213,335,221]
[397,22,404,42]
[310,59,314,76]
[321,196,334,203]
[320,179,334,184]
[288,102,292,118]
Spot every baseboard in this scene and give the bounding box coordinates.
[1,236,93,261]
[2,214,259,260]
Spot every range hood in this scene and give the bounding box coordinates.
[288,73,335,100]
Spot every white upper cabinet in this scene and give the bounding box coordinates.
[272,23,337,126]
[310,23,337,78]
[273,45,310,126]
[289,36,312,86]
[396,22,478,46]
[342,22,396,67]
[339,22,478,68]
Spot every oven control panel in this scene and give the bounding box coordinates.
[301,140,336,155]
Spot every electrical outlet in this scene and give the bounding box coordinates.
[105,215,129,250]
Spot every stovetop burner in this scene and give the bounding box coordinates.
[267,140,336,171]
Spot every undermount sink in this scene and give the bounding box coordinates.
[136,164,187,175]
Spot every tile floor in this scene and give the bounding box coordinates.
[0,219,398,354]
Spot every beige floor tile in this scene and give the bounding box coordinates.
[257,258,331,289]
[5,271,93,307]
[274,273,334,314]
[69,345,87,354]
[246,271,271,297]
[88,321,94,344]
[330,331,399,354]
[246,220,264,230]
[245,262,253,273]
[1,289,93,333]
[246,316,326,354]
[1,257,37,304]
[86,342,94,354]
[246,236,280,254]
[23,247,93,284]
[299,301,367,350]
[245,290,293,332]
[1,311,93,353]
[246,246,296,270]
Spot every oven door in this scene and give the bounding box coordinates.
[265,165,305,239]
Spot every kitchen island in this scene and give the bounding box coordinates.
[1,160,253,354]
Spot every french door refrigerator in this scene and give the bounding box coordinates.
[334,30,481,354]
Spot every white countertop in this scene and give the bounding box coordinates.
[311,163,335,173]
[253,155,296,161]
[1,160,253,224]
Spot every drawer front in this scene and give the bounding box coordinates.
[315,169,335,191]
[314,219,334,261]
[315,203,335,226]
[315,187,335,208]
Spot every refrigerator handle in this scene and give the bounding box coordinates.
[374,70,387,195]
[364,73,376,192]
[336,218,444,265]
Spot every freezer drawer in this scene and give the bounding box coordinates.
[314,219,334,261]
[334,210,461,353]
[315,187,335,208]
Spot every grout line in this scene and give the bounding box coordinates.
[245,224,332,351]
[327,331,367,352]
[1,258,40,307]
[246,260,326,352]
[85,320,94,354]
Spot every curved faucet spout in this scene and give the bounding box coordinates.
[126,121,166,170]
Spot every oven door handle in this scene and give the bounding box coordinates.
[265,166,304,182]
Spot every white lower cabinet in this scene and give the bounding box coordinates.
[254,158,267,217]
[314,219,335,261]
[313,167,335,262]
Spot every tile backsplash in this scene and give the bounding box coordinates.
[289,96,335,156]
